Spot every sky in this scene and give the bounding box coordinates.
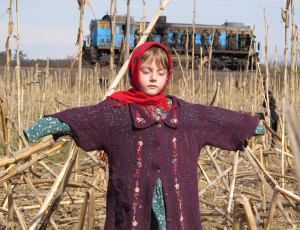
[0,0,299,62]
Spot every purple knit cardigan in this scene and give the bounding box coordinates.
[50,96,258,230]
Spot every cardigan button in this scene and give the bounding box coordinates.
[165,193,168,198]
[168,219,171,222]
[157,124,161,128]
[156,169,161,173]
[157,147,161,151]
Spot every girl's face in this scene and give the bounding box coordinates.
[139,59,168,96]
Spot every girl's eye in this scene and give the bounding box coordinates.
[158,71,167,76]
[141,69,150,74]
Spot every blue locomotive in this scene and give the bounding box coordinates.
[83,15,259,70]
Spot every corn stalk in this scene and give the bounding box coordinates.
[290,0,296,76]
[263,9,271,129]
[15,0,22,150]
[110,0,117,72]
[29,145,78,229]
[142,0,146,31]
[191,0,196,102]
[281,0,291,189]
[77,188,95,230]
[5,0,13,68]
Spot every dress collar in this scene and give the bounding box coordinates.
[129,96,180,129]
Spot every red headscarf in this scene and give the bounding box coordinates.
[107,42,173,106]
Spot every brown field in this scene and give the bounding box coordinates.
[0,64,299,229]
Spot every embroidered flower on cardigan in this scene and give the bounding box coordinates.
[132,182,141,229]
[135,111,146,124]
[172,133,185,228]
[134,138,143,181]
[132,220,138,227]
[170,113,178,124]
[134,187,140,193]
[138,141,143,146]
[171,118,178,124]
[132,137,144,229]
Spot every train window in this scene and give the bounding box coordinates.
[130,25,134,34]
[116,24,122,34]
[114,24,135,34]
[122,24,126,33]
[89,22,94,32]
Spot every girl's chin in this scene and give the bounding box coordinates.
[145,92,159,96]
[142,89,160,96]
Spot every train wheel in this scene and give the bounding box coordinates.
[218,62,225,70]
[190,59,200,69]
[230,61,239,70]
[240,64,246,71]
[211,60,220,70]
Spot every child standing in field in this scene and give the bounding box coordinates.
[24,42,261,230]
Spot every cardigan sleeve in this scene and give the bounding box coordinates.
[24,117,72,143]
[44,102,108,152]
[200,105,259,151]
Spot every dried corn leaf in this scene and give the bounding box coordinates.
[8,21,13,35]
[75,28,80,45]
[6,49,12,65]
[5,37,10,50]
[286,0,291,9]
[77,0,85,7]
[281,9,288,23]
[292,24,298,39]
[85,0,95,17]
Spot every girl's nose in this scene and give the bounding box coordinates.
[150,73,157,81]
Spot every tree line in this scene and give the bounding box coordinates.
[0,50,74,68]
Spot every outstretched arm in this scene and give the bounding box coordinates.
[200,105,260,151]
[24,101,109,151]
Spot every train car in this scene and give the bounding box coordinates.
[83,15,260,70]
[83,15,136,65]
